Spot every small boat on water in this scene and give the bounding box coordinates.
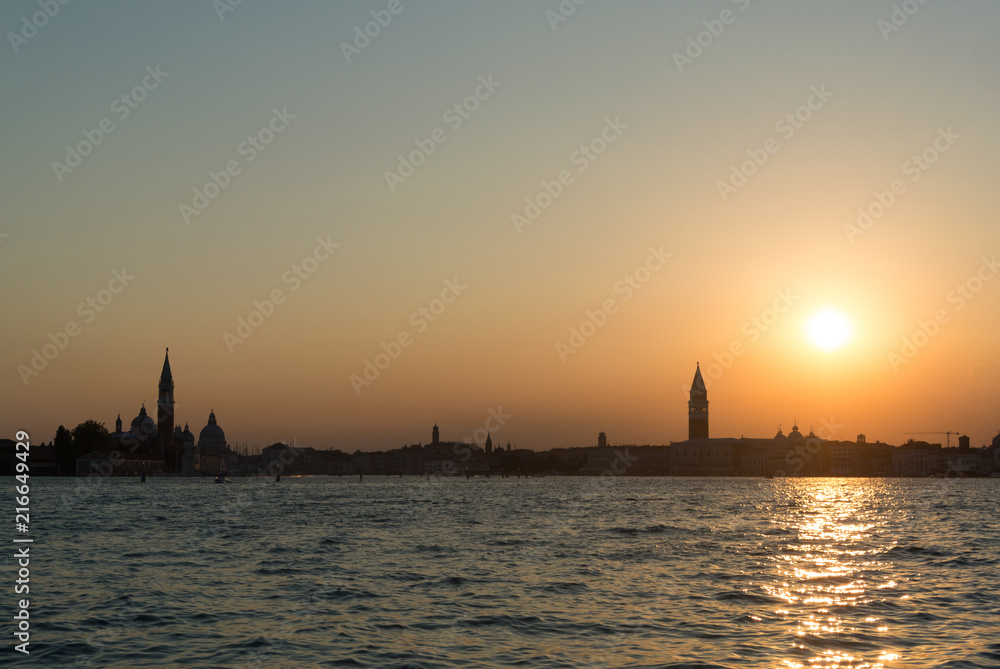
[214,474,233,484]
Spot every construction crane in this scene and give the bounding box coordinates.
[905,431,959,447]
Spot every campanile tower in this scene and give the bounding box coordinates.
[688,363,709,440]
[157,348,175,467]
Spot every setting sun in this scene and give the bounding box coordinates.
[805,308,854,352]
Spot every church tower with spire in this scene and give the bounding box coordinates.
[688,363,709,439]
[157,348,176,469]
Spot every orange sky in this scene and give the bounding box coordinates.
[2,2,998,451]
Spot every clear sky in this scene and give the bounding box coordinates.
[2,1,998,452]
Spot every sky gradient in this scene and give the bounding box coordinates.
[3,1,999,452]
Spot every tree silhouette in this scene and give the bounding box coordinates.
[69,420,110,473]
[52,425,74,475]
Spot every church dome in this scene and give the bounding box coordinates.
[788,424,804,442]
[199,410,226,445]
[130,405,156,436]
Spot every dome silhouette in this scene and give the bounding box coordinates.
[198,410,226,449]
[788,424,804,443]
[130,404,156,436]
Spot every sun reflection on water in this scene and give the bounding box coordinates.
[763,479,904,668]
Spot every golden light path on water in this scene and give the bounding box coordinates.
[764,480,903,669]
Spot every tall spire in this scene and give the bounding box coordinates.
[156,347,176,471]
[691,362,706,393]
[160,347,172,384]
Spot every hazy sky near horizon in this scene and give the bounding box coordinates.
[2,1,999,451]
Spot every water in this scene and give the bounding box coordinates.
[10,476,1000,668]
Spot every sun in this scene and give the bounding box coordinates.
[805,308,853,352]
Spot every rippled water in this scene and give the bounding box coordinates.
[11,477,1000,668]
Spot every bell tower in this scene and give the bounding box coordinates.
[157,348,175,468]
[688,363,709,440]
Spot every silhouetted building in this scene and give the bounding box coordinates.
[109,405,161,459]
[598,431,607,448]
[29,444,59,475]
[828,434,893,476]
[75,450,162,476]
[109,413,125,447]
[179,424,197,474]
[688,364,709,439]
[672,439,735,476]
[585,445,669,475]
[943,446,991,476]
[157,348,176,469]
[733,425,824,476]
[198,411,229,473]
[123,404,157,451]
[892,441,941,477]
[83,349,234,475]
[432,423,439,445]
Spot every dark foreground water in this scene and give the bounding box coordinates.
[7,477,1000,668]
